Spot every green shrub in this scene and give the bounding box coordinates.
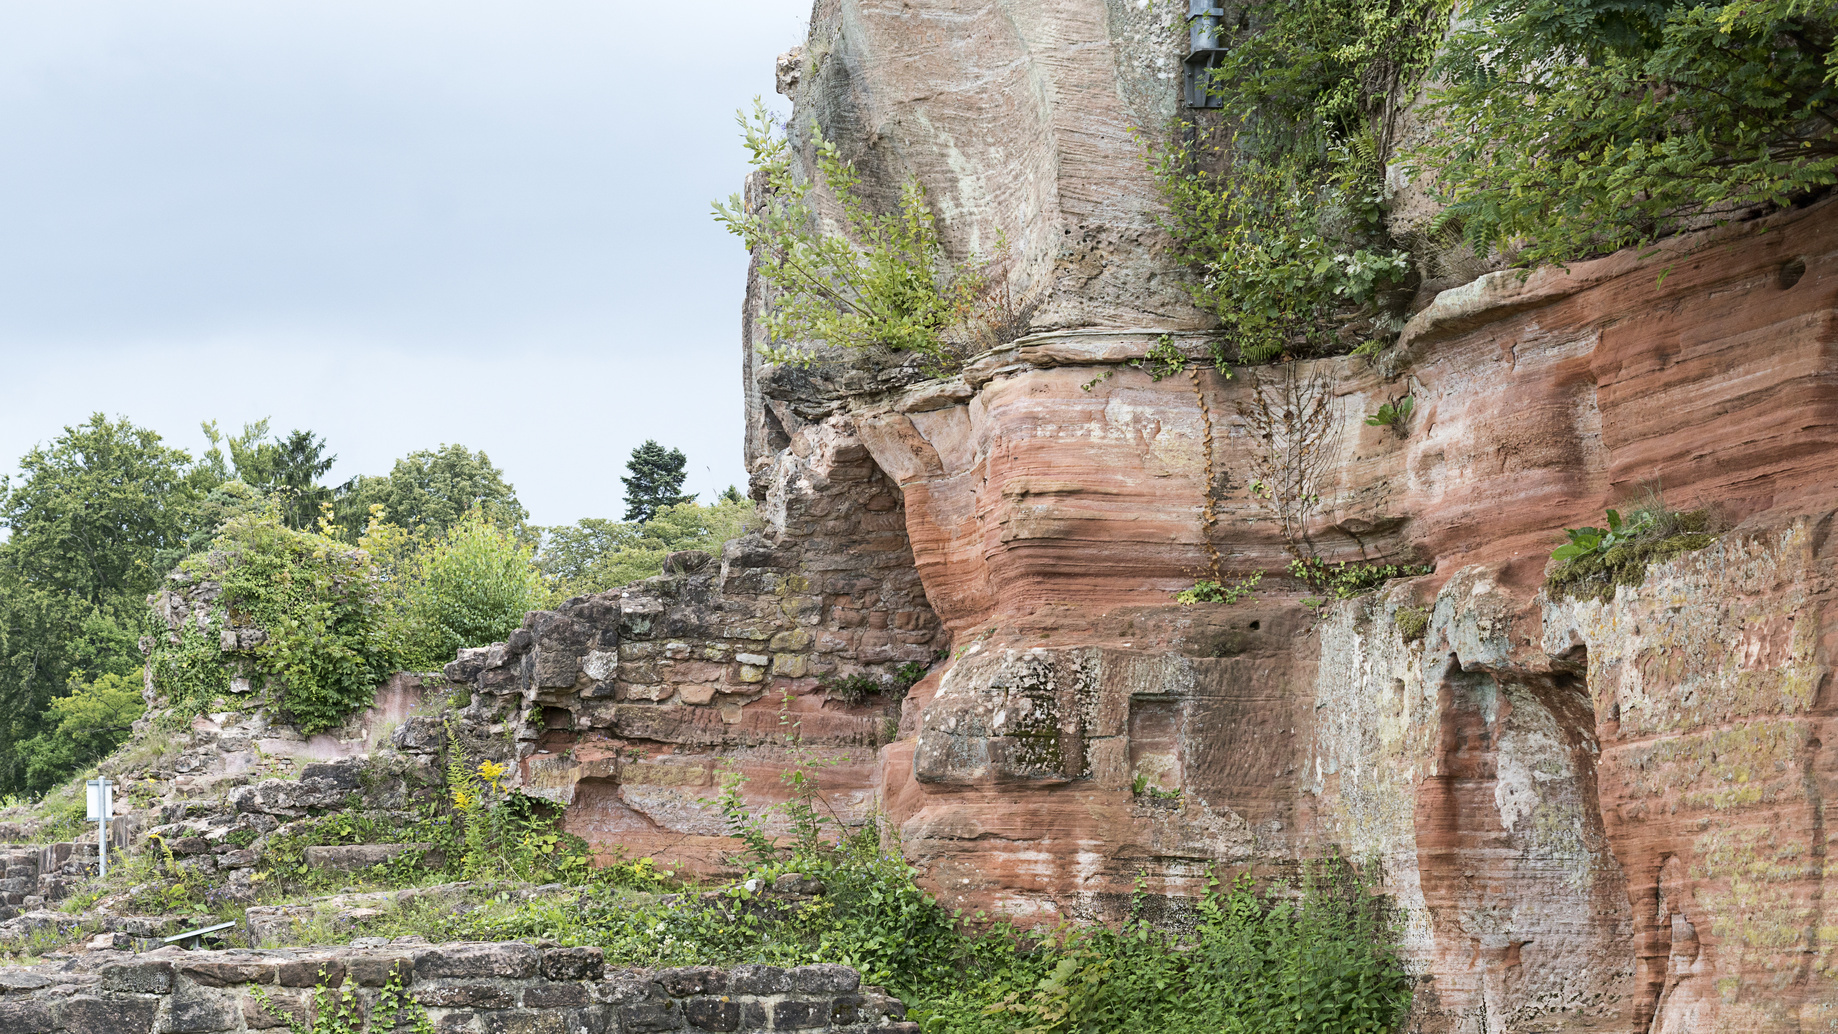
[148,511,397,733]
[400,511,549,668]
[1147,0,1448,366]
[1291,559,1433,599]
[1412,0,1838,267]
[714,100,997,372]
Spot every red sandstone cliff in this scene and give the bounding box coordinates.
[448,3,1838,1030]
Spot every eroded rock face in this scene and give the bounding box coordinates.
[443,415,947,872]
[844,194,1838,1032]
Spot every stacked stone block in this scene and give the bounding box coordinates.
[0,942,915,1034]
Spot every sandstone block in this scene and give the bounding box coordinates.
[684,995,740,1031]
[176,957,277,986]
[241,988,308,1030]
[413,941,540,980]
[416,984,516,1008]
[166,988,241,1033]
[58,995,159,1033]
[347,955,413,987]
[303,843,434,871]
[595,972,653,1004]
[771,999,826,1029]
[725,964,789,994]
[789,963,859,993]
[616,997,685,1033]
[656,965,726,997]
[522,982,591,1008]
[540,945,604,981]
[100,957,174,993]
[0,1000,55,1033]
[480,1012,570,1034]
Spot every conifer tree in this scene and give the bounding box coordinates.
[621,440,695,522]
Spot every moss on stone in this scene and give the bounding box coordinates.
[1545,509,1715,602]
[1394,606,1429,643]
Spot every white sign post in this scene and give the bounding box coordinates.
[85,777,112,880]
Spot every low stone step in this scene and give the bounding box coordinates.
[302,842,438,871]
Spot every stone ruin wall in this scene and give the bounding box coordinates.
[0,943,914,1034]
[443,416,947,872]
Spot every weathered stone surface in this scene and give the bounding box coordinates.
[4,948,895,1034]
[540,945,604,982]
[302,843,435,871]
[99,957,174,993]
[55,995,158,1034]
[412,941,540,980]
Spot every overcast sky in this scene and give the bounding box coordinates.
[0,0,811,525]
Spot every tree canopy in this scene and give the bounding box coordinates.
[335,444,526,540]
[621,440,694,523]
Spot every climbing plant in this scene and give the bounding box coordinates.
[1147,0,1450,366]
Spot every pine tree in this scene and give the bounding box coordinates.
[621,440,695,522]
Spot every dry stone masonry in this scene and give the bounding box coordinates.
[0,943,914,1034]
[437,418,946,871]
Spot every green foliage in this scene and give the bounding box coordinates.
[538,498,756,598]
[1132,336,1191,382]
[14,673,146,793]
[1148,0,1447,365]
[152,511,396,733]
[394,511,548,669]
[1394,605,1430,643]
[147,622,233,716]
[621,440,695,523]
[1413,0,1838,266]
[333,444,526,543]
[1291,559,1434,599]
[202,420,336,531]
[1546,503,1714,602]
[0,414,218,794]
[1174,572,1262,606]
[714,100,993,372]
[1364,396,1413,430]
[252,968,434,1034]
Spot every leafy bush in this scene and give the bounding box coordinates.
[14,673,145,793]
[1413,0,1838,267]
[399,511,550,669]
[150,511,397,733]
[1364,396,1413,432]
[1147,0,1447,365]
[1174,572,1262,606]
[715,101,1000,372]
[538,498,756,598]
[1546,503,1714,602]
